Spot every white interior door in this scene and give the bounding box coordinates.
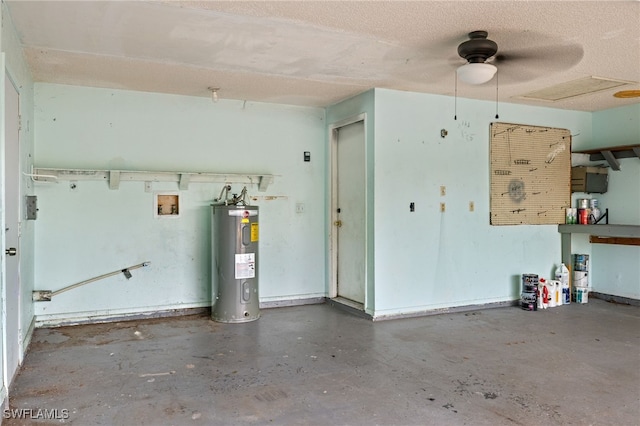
[334,120,366,306]
[4,73,21,382]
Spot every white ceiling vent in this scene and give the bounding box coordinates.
[518,77,633,102]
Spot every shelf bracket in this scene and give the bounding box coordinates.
[258,175,273,192]
[179,173,191,190]
[600,150,621,171]
[573,144,640,171]
[109,170,121,190]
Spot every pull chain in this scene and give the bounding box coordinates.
[495,70,500,119]
[454,72,458,121]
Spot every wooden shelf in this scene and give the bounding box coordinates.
[589,236,640,246]
[573,144,640,170]
[30,167,275,191]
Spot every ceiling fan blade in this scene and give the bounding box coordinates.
[493,44,584,68]
[382,37,461,82]
[491,43,584,84]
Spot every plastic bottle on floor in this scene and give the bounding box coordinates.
[547,280,556,308]
[539,278,549,309]
[555,264,570,304]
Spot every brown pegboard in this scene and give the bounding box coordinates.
[490,122,571,225]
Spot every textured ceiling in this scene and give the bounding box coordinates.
[5,1,640,111]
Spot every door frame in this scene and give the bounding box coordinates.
[3,68,22,389]
[328,113,368,305]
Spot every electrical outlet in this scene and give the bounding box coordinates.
[440,202,446,212]
[440,186,446,196]
[469,201,475,212]
[296,203,305,213]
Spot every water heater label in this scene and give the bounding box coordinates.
[235,253,255,279]
[251,223,259,242]
[228,210,258,216]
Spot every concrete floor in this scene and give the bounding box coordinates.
[5,299,640,425]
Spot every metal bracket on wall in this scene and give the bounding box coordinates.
[30,167,275,192]
[25,195,38,220]
[32,261,151,302]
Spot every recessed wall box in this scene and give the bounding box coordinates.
[154,192,181,217]
[571,166,608,193]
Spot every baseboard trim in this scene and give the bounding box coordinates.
[34,297,329,328]
[590,292,640,307]
[36,306,210,328]
[326,297,373,320]
[32,297,540,328]
[21,315,37,358]
[372,299,520,322]
[260,297,326,309]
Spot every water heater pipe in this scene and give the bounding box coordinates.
[33,261,151,302]
[213,185,249,206]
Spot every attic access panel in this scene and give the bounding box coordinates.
[490,122,571,225]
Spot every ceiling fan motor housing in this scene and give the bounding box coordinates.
[458,30,498,63]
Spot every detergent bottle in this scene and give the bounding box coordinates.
[539,278,549,309]
[555,264,570,304]
[546,279,556,308]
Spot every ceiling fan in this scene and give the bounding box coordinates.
[456,31,499,85]
[453,30,584,86]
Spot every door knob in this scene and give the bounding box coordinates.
[5,247,16,256]
[334,220,342,227]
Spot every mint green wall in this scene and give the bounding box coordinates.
[326,90,376,314]
[34,84,326,324]
[25,78,640,327]
[588,105,640,299]
[372,89,593,317]
[588,104,639,150]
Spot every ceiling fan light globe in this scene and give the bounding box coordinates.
[457,63,497,85]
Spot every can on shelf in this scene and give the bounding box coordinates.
[578,208,590,225]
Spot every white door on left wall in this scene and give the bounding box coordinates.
[4,72,21,385]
